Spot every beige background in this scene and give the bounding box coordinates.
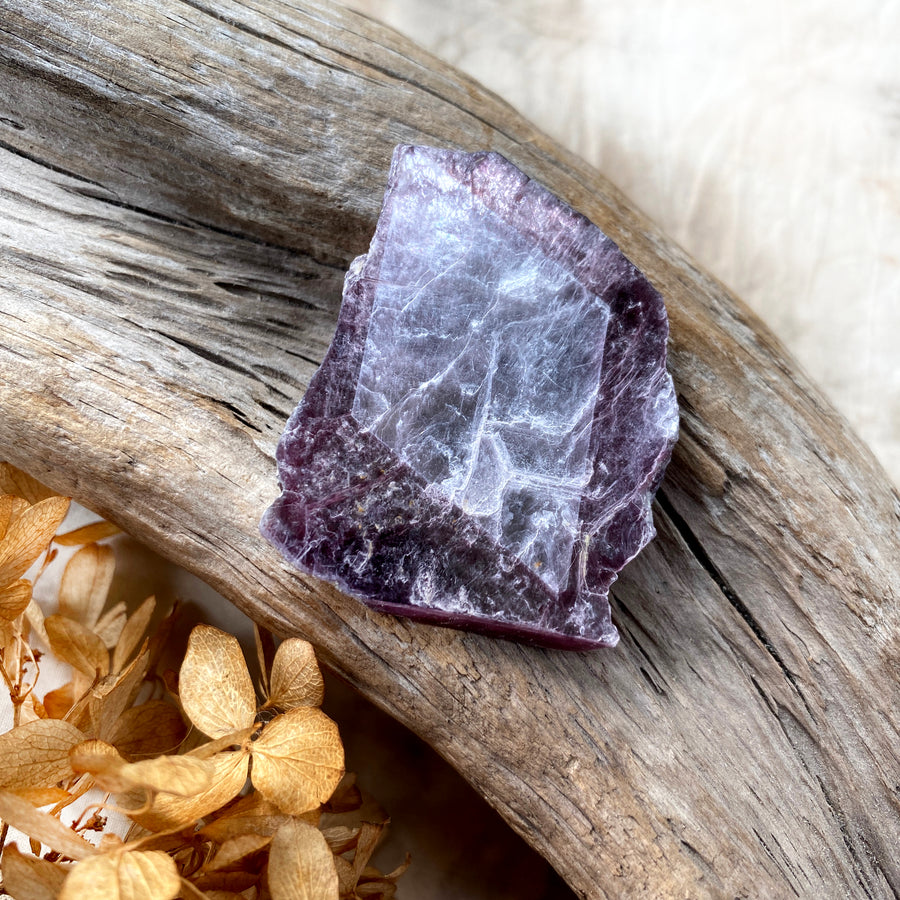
[348,0,900,487]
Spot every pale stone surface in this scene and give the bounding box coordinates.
[352,154,610,593]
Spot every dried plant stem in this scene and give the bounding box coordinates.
[50,776,93,818]
[0,620,37,729]
[14,626,40,718]
[0,646,18,702]
[0,620,38,853]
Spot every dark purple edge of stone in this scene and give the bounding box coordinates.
[261,145,678,651]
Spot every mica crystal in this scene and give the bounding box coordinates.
[261,145,678,649]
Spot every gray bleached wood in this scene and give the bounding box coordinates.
[0,1,899,897]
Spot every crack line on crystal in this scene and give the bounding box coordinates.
[454,332,498,507]
[397,256,466,315]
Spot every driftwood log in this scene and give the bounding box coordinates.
[1,1,899,896]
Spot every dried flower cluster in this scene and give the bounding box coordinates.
[0,464,408,899]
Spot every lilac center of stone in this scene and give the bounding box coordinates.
[351,173,610,593]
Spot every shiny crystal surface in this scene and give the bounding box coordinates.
[261,145,678,649]
[352,176,610,592]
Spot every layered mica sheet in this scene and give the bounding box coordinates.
[261,145,678,649]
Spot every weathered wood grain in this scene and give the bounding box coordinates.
[1,1,898,897]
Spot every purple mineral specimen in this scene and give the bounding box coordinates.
[261,145,678,649]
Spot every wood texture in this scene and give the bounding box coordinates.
[1,1,898,897]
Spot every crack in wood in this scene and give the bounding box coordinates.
[0,137,104,188]
[282,347,322,368]
[772,701,899,899]
[256,398,290,422]
[176,0,387,86]
[656,491,814,717]
[61,182,317,258]
[813,773,885,900]
[155,330,257,380]
[751,828,802,897]
[217,398,262,433]
[213,280,324,312]
[175,0,526,148]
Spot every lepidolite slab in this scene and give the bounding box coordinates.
[261,145,678,650]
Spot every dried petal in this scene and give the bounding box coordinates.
[94,601,128,650]
[180,626,256,739]
[356,880,398,898]
[124,755,214,797]
[91,650,150,741]
[53,520,121,546]
[58,543,115,629]
[98,834,126,853]
[0,578,32,620]
[144,604,177,682]
[268,819,338,900]
[190,871,259,894]
[125,749,250,832]
[321,825,361,855]
[69,739,213,797]
[380,854,412,882]
[0,464,59,504]
[254,625,274,697]
[0,494,29,541]
[189,727,255,760]
[0,617,15,654]
[10,786,72,807]
[203,832,271,873]
[42,681,76,718]
[111,596,156,673]
[16,701,42,727]
[64,680,96,733]
[177,881,240,900]
[0,496,70,590]
[323,773,362,814]
[0,718,84,788]
[24,596,49,648]
[348,822,385,886]
[0,844,68,900]
[250,707,344,815]
[68,739,123,780]
[333,856,357,897]
[58,850,180,900]
[29,694,47,719]
[186,886,260,900]
[0,790,95,859]
[108,700,187,761]
[45,614,109,679]
[199,793,306,843]
[265,639,324,711]
[195,892,246,900]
